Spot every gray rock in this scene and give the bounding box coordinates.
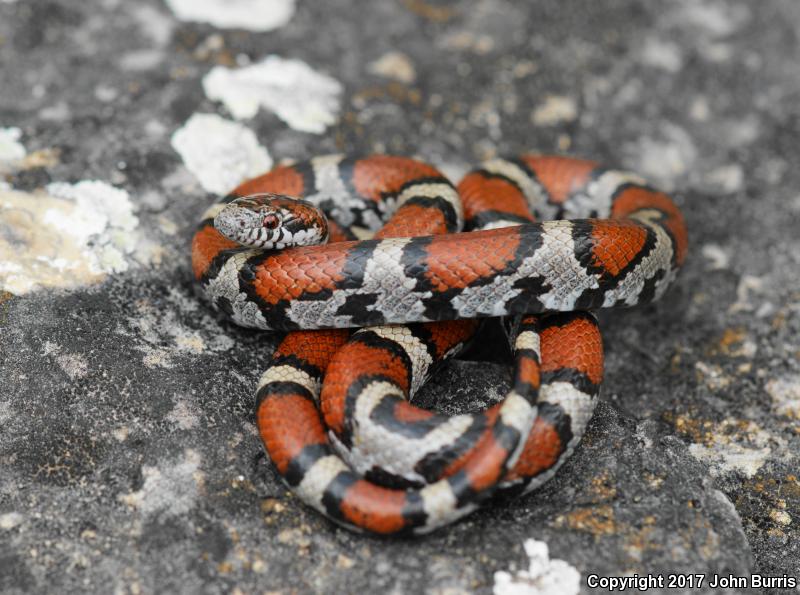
[1,0,798,593]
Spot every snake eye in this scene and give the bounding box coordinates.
[263,214,280,230]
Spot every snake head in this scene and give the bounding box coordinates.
[214,193,329,249]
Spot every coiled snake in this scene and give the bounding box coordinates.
[192,154,687,534]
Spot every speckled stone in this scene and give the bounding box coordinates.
[1,1,798,594]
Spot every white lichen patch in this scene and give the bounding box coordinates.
[689,96,711,121]
[41,341,90,380]
[695,361,731,390]
[687,419,783,478]
[166,398,201,430]
[165,0,295,31]
[0,182,139,294]
[46,181,139,268]
[701,243,730,270]
[765,376,800,419]
[770,508,792,526]
[719,116,760,148]
[368,52,417,84]
[0,399,11,425]
[0,512,23,530]
[626,123,698,191]
[203,56,343,133]
[531,95,577,126]
[119,449,204,518]
[673,0,750,39]
[440,31,496,54]
[702,164,744,195]
[0,127,26,168]
[171,113,272,195]
[131,4,175,47]
[493,539,580,595]
[728,275,765,314]
[58,353,89,379]
[119,49,164,72]
[639,37,684,73]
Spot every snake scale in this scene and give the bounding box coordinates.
[191,154,687,534]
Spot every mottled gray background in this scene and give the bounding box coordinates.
[1,0,799,594]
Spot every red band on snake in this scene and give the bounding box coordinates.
[191,154,687,534]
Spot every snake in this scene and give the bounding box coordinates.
[191,154,687,534]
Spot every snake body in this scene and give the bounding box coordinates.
[191,154,687,534]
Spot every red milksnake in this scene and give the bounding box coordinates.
[192,154,687,534]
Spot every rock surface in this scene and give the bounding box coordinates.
[1,0,798,593]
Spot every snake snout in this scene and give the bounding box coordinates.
[214,204,263,245]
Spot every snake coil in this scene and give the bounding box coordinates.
[192,154,687,534]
